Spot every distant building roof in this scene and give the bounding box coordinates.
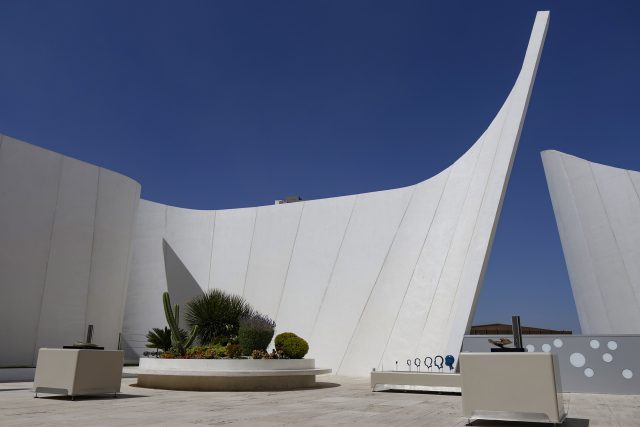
[470,323,572,335]
[275,195,303,205]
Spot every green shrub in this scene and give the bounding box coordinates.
[274,332,309,359]
[163,292,198,356]
[274,332,297,351]
[159,350,178,359]
[212,335,235,346]
[226,343,242,359]
[210,343,227,357]
[186,289,255,344]
[251,349,267,359]
[251,349,283,359]
[184,344,227,359]
[238,314,275,356]
[185,345,214,359]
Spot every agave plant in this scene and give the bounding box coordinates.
[146,326,188,352]
[146,327,172,352]
[185,289,255,344]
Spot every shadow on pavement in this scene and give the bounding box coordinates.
[468,418,588,426]
[129,381,341,392]
[35,393,147,401]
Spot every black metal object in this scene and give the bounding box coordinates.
[424,356,433,370]
[86,324,94,344]
[63,345,104,350]
[63,324,104,349]
[512,315,523,349]
[434,355,444,370]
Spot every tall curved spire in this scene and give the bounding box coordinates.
[122,11,549,375]
[0,11,549,372]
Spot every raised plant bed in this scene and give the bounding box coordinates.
[134,358,331,391]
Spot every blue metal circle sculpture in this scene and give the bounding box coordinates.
[445,354,455,371]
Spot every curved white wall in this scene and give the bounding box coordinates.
[0,135,140,367]
[0,12,548,373]
[542,150,640,334]
[123,11,549,376]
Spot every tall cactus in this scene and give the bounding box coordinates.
[162,291,199,355]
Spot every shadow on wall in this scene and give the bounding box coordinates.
[162,239,205,330]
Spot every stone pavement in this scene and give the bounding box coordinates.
[0,376,638,426]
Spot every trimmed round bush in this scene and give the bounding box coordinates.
[238,314,275,356]
[274,332,298,351]
[274,332,309,359]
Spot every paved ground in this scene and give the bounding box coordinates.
[1,376,638,426]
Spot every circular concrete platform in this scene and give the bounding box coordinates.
[134,358,331,391]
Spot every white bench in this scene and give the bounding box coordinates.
[370,371,461,393]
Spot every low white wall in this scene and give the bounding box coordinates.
[0,368,36,382]
[139,358,315,371]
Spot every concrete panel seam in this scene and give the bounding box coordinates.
[542,152,591,333]
[241,209,259,297]
[82,168,102,333]
[559,154,612,331]
[588,162,640,314]
[336,186,416,374]
[413,131,488,355]
[116,183,141,349]
[162,204,168,291]
[273,202,306,320]
[206,211,217,291]
[309,196,358,338]
[626,170,640,206]
[625,169,640,299]
[378,169,452,367]
[31,154,65,365]
[444,90,511,330]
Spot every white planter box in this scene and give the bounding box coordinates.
[33,349,123,398]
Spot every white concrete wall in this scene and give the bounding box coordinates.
[543,150,640,334]
[0,135,140,367]
[122,11,549,376]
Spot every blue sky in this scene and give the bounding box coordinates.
[1,1,639,333]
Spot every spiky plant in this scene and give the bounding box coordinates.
[185,289,255,344]
[145,327,172,352]
[162,291,199,356]
[146,327,188,352]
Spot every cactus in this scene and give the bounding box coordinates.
[162,291,199,355]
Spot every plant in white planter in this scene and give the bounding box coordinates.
[163,291,199,356]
